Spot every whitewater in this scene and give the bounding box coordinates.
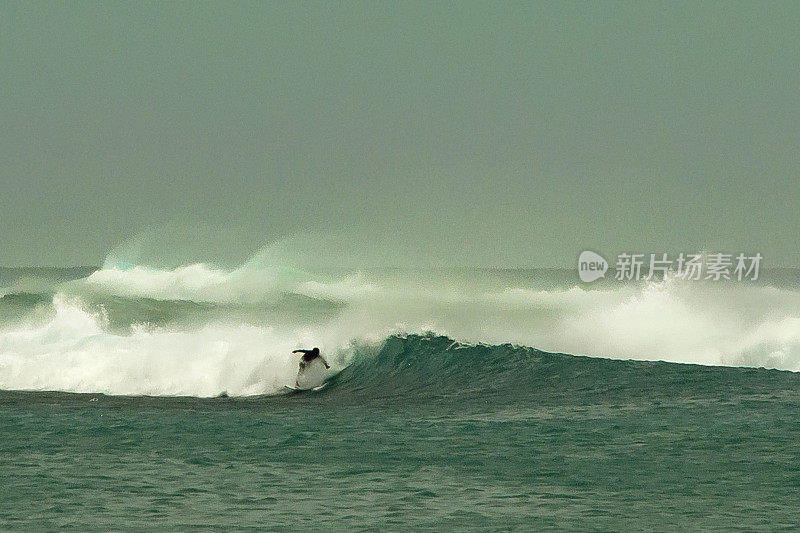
[1,257,799,397]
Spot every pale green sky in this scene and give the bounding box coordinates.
[2,1,798,267]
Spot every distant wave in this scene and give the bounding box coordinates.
[82,263,377,304]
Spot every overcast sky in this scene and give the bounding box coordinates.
[2,1,798,267]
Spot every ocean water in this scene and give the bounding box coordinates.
[1,263,800,530]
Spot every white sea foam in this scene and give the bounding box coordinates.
[0,294,361,397]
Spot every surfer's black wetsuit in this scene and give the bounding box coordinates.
[292,348,330,370]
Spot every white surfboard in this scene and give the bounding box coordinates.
[283,382,329,393]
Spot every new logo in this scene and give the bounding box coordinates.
[578,251,608,283]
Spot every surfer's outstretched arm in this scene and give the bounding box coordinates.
[320,357,330,369]
[292,349,312,354]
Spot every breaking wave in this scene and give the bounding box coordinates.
[0,257,799,397]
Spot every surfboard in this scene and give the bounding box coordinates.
[283,382,328,393]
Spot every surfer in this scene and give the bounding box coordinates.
[292,347,330,371]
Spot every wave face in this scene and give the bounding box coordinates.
[0,262,799,397]
[327,333,800,405]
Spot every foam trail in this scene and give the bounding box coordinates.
[0,295,358,397]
